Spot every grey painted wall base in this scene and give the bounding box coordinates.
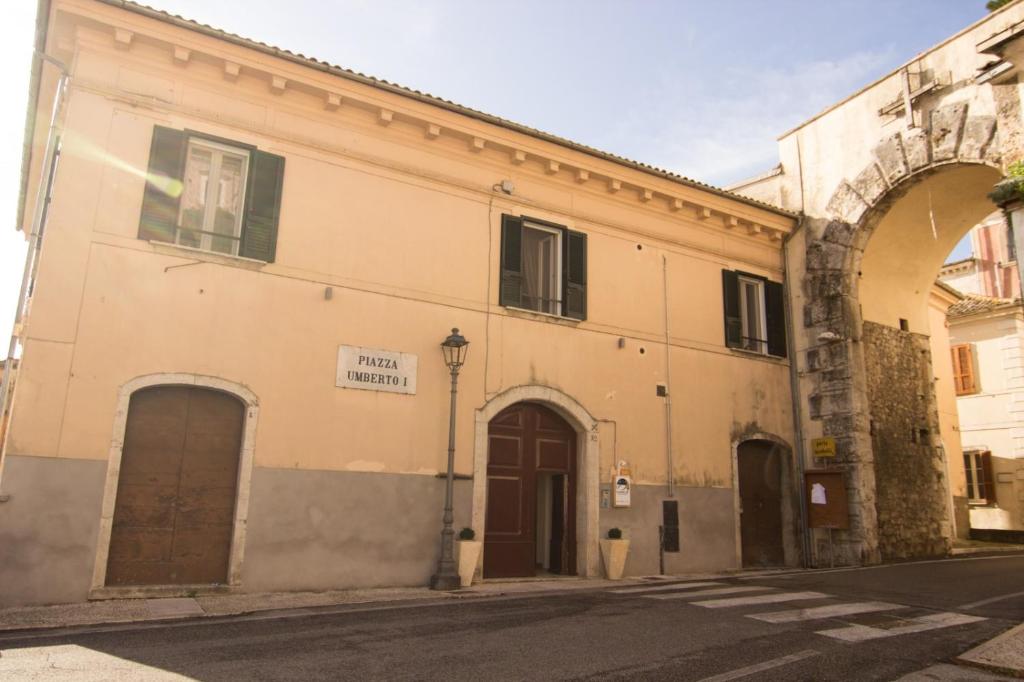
[0,455,107,607]
[0,460,748,606]
[243,467,472,593]
[599,484,741,577]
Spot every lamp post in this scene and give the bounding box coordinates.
[430,327,469,590]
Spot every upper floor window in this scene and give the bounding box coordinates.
[499,214,587,320]
[179,138,249,256]
[722,269,786,358]
[951,343,978,395]
[138,126,285,262]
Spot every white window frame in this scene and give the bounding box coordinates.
[964,449,991,505]
[738,275,767,354]
[522,221,563,316]
[178,138,250,257]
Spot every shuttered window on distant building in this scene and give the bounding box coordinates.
[951,344,978,395]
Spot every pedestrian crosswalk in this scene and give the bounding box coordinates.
[609,579,987,643]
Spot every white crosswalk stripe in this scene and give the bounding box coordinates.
[816,612,988,642]
[748,601,907,623]
[610,581,724,595]
[643,586,774,601]
[694,591,829,609]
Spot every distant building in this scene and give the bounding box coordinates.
[946,294,1024,533]
[940,210,1020,299]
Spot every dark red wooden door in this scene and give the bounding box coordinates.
[484,403,576,578]
[106,386,244,586]
[738,440,785,567]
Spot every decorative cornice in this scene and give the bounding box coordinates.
[60,2,792,243]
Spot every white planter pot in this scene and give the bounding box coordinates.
[456,540,483,587]
[599,539,630,580]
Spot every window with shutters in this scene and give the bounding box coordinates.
[722,269,786,358]
[138,126,285,263]
[499,214,587,320]
[964,450,996,505]
[738,275,767,354]
[178,138,249,256]
[951,344,978,395]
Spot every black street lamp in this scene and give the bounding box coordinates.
[430,328,469,590]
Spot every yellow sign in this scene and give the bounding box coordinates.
[812,437,836,458]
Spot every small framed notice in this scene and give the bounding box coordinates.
[336,345,417,395]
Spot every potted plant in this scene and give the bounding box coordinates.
[600,527,630,580]
[456,527,483,587]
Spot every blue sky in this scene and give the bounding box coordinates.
[0,1,994,345]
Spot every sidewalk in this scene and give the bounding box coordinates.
[0,575,646,634]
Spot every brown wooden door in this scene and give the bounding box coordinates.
[738,440,785,568]
[485,403,576,578]
[106,386,244,586]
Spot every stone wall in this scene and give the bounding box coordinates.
[862,322,951,559]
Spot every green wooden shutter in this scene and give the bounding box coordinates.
[240,150,285,262]
[138,126,186,243]
[765,280,787,358]
[722,270,741,348]
[563,229,587,320]
[500,215,524,308]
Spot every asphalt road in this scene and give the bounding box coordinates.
[1,554,1022,681]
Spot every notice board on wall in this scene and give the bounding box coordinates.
[805,471,850,529]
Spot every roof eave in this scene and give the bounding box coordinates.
[92,0,796,220]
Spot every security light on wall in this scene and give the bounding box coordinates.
[499,180,514,195]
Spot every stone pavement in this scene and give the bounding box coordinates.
[0,576,642,633]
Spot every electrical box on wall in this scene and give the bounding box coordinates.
[613,461,632,508]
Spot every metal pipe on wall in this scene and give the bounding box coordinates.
[662,254,675,497]
[782,226,813,568]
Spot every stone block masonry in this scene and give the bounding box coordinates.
[862,322,951,559]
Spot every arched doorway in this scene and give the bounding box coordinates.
[484,402,577,578]
[105,385,245,586]
[736,439,785,567]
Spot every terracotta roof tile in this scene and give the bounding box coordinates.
[947,293,1021,318]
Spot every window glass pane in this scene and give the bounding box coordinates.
[179,145,212,249]
[521,225,559,315]
[740,279,763,352]
[211,152,246,255]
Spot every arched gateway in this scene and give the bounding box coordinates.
[728,2,1024,565]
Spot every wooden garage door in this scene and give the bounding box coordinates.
[106,386,244,586]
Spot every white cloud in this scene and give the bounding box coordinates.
[599,49,898,186]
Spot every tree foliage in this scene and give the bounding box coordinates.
[988,0,1013,11]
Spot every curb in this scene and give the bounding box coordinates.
[956,622,1024,679]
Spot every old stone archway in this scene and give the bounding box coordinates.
[801,104,1005,565]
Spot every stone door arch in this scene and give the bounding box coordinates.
[472,385,600,578]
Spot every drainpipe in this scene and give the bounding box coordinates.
[662,254,675,497]
[0,53,69,488]
[782,224,812,568]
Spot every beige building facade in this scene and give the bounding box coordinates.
[0,0,799,607]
